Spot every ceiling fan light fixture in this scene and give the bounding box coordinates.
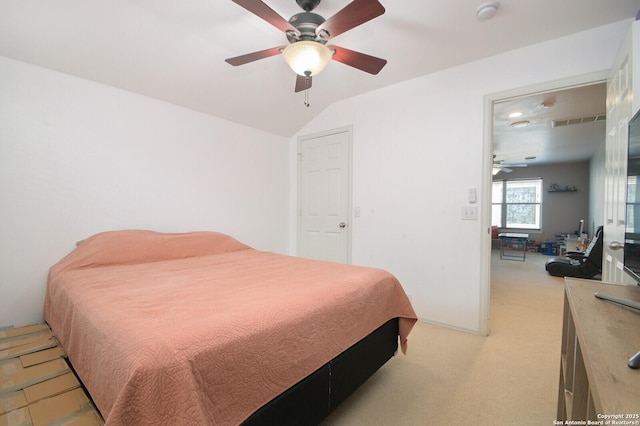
[283,41,333,77]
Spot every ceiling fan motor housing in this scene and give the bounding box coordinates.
[296,0,321,12]
[287,12,328,43]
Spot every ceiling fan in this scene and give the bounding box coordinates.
[492,158,527,175]
[225,0,388,95]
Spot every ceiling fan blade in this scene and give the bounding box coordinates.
[232,0,300,35]
[295,74,312,93]
[225,46,286,66]
[329,45,387,74]
[317,0,385,39]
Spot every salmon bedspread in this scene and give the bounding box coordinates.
[43,230,417,426]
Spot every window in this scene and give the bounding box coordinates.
[492,178,542,230]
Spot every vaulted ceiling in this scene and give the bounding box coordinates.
[0,0,637,140]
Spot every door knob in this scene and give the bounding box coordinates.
[609,241,623,250]
[339,222,347,228]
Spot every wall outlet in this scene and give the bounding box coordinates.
[461,206,478,220]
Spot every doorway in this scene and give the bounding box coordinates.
[481,72,609,335]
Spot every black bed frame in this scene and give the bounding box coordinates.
[242,318,400,426]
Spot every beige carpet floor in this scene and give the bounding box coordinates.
[321,251,573,425]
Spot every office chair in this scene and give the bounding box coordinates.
[545,226,603,279]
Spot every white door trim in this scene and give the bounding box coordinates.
[480,71,608,337]
[296,125,353,263]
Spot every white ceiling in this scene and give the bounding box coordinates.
[0,0,637,142]
[493,82,607,168]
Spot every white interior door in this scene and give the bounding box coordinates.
[603,26,633,284]
[297,127,352,263]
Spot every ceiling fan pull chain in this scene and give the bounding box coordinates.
[304,71,311,107]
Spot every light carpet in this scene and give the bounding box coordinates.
[321,251,573,425]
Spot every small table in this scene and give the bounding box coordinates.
[498,233,529,261]
[559,235,581,257]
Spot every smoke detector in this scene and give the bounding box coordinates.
[476,2,500,21]
[541,98,556,108]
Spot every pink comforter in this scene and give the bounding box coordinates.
[44,230,417,425]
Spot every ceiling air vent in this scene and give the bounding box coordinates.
[552,114,606,128]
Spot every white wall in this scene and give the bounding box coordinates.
[0,56,290,328]
[292,20,632,332]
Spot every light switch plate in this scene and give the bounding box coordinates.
[468,187,477,204]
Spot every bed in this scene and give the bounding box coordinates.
[43,230,417,425]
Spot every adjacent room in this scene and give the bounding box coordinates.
[1,1,639,425]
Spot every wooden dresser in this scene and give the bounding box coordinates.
[557,279,640,421]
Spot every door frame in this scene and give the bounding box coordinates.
[296,125,353,263]
[480,71,609,336]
